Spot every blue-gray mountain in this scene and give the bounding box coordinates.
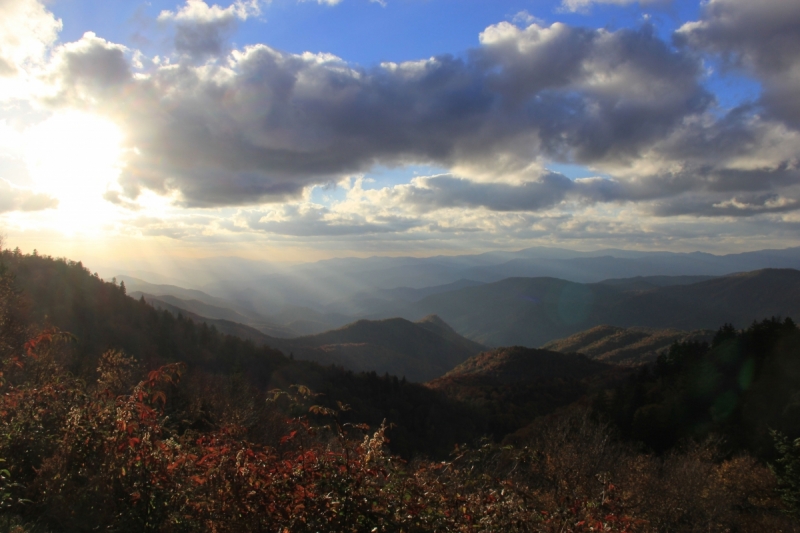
[412,269,800,347]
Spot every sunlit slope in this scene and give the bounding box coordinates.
[542,325,714,365]
[414,269,800,347]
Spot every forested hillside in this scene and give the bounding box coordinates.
[543,325,714,365]
[0,248,483,458]
[269,315,486,382]
[595,317,800,458]
[0,248,799,531]
[427,347,626,438]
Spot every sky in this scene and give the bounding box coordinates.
[0,0,799,267]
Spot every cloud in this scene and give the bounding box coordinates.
[677,0,800,126]
[231,203,420,236]
[6,0,797,254]
[158,0,262,60]
[511,11,542,27]
[0,0,61,99]
[51,32,131,100]
[49,20,714,209]
[0,179,57,213]
[0,0,61,74]
[596,108,800,214]
[653,192,800,217]
[392,173,576,212]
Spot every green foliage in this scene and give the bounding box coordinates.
[599,317,800,456]
[771,430,800,515]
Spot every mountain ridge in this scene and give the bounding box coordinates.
[412,268,800,347]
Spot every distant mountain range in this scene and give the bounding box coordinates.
[412,269,800,347]
[134,291,485,382]
[116,246,800,326]
[132,267,800,358]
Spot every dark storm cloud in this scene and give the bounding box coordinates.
[52,19,715,208]
[678,0,800,126]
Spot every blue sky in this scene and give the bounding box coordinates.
[51,1,704,74]
[0,0,798,265]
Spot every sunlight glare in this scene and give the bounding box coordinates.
[24,111,123,231]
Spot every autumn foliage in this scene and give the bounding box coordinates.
[0,249,796,531]
[0,328,791,531]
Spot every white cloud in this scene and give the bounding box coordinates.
[0,0,61,100]
[158,0,262,60]
[0,179,57,213]
[158,0,261,23]
[511,11,543,27]
[300,0,344,5]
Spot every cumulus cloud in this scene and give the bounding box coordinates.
[0,179,57,213]
[158,0,262,60]
[594,108,800,215]
[0,0,61,99]
[49,20,717,209]
[50,32,131,101]
[678,0,800,126]
[0,0,61,74]
[4,0,797,257]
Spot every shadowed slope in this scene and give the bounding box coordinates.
[428,346,626,437]
[278,315,486,382]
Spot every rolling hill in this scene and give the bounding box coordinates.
[272,315,486,382]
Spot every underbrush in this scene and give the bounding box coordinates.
[0,336,793,532]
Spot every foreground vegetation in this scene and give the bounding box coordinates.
[0,248,797,531]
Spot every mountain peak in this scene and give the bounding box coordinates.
[416,314,453,332]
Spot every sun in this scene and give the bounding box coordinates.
[23,110,124,231]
